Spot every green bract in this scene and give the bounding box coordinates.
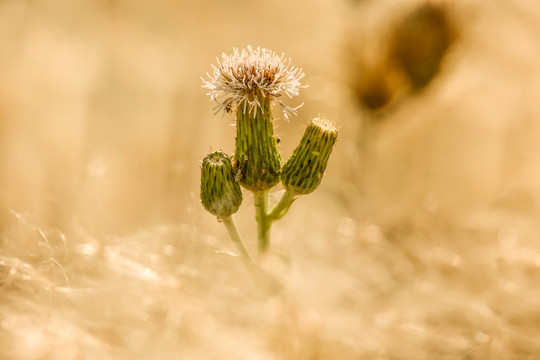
[234,100,282,192]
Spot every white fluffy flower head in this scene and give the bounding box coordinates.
[202,46,306,121]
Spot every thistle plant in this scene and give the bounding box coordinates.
[201,46,337,260]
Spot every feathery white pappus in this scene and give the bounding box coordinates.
[202,46,306,121]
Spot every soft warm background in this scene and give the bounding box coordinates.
[1,0,540,359]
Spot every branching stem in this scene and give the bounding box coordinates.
[268,190,296,222]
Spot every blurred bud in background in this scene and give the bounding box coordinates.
[389,1,458,90]
[346,48,404,113]
[343,1,459,114]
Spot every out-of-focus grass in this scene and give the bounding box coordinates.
[1,0,540,359]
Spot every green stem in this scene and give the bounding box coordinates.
[221,216,254,263]
[254,191,271,254]
[268,190,297,222]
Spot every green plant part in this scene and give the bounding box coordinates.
[257,117,338,252]
[203,46,306,255]
[234,101,282,192]
[200,151,253,262]
[202,46,336,260]
[281,116,338,195]
[200,151,243,218]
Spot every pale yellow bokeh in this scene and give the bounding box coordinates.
[1,0,540,358]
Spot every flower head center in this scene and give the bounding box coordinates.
[206,152,227,166]
[202,46,306,121]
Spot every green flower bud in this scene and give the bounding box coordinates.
[234,100,282,192]
[200,151,243,218]
[281,117,337,195]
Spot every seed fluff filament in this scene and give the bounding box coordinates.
[202,46,306,121]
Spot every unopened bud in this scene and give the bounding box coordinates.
[281,117,337,195]
[200,151,243,217]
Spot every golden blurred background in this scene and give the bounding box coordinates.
[2,0,540,358]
